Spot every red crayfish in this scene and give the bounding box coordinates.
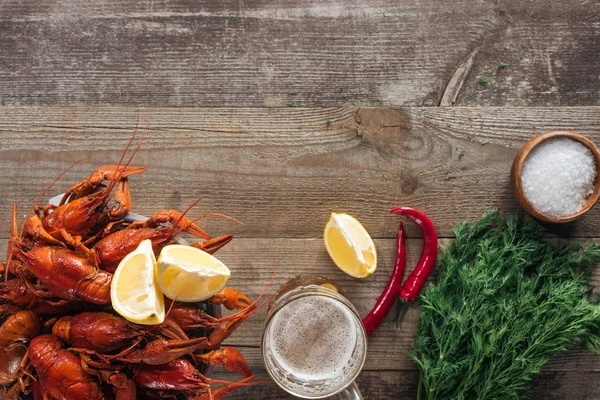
[1,125,260,400]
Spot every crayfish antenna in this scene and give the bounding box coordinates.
[4,203,18,282]
[6,156,88,277]
[10,156,90,278]
[243,265,277,311]
[130,360,145,383]
[168,198,244,240]
[0,220,13,235]
[173,196,204,230]
[172,212,243,240]
[102,116,145,198]
[157,287,197,341]
[216,266,278,324]
[103,338,145,361]
[188,213,244,227]
[164,286,189,320]
[23,157,88,226]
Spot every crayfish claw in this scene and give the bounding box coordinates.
[208,288,253,311]
[191,234,234,255]
[195,347,252,377]
[144,210,211,240]
[59,165,146,206]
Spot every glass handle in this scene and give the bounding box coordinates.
[337,381,363,400]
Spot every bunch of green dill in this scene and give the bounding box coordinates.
[413,210,600,400]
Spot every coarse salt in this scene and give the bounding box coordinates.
[521,137,596,217]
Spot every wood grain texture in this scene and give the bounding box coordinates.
[211,368,600,399]
[210,370,421,400]
[3,106,600,398]
[2,106,600,238]
[1,0,598,107]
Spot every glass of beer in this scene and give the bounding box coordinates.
[262,276,367,399]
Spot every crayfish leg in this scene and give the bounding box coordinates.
[103,338,144,361]
[118,337,208,366]
[21,215,64,248]
[202,317,247,351]
[156,317,191,341]
[58,229,90,254]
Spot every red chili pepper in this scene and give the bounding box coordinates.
[362,222,406,338]
[389,207,438,302]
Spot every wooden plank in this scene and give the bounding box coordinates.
[4,207,600,394]
[210,368,600,399]
[216,344,600,375]
[210,370,420,400]
[1,106,600,238]
[1,1,598,106]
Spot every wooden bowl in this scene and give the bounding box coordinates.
[511,131,600,223]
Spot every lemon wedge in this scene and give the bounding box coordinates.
[110,239,165,325]
[324,212,377,278]
[156,245,231,302]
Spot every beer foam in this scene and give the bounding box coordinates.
[268,295,360,382]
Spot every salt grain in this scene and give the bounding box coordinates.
[521,138,596,217]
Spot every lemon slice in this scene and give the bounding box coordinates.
[156,245,231,302]
[110,239,165,325]
[324,212,377,278]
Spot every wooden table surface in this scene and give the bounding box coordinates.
[1,1,599,399]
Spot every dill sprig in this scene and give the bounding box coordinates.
[413,210,600,400]
[477,76,492,85]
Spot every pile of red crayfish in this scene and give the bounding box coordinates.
[0,132,263,399]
